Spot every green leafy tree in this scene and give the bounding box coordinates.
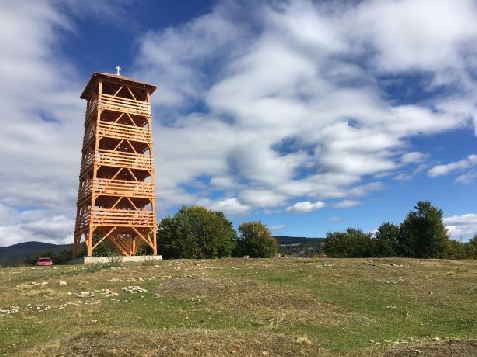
[55,249,73,264]
[157,205,236,259]
[234,221,277,258]
[25,252,43,265]
[323,228,374,258]
[465,235,477,259]
[374,222,400,257]
[92,234,118,257]
[398,201,450,258]
[445,239,469,260]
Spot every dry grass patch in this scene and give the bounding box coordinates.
[384,339,477,357]
[157,276,369,326]
[27,329,322,357]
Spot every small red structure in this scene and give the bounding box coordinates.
[37,257,53,266]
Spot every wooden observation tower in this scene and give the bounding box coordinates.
[73,71,157,258]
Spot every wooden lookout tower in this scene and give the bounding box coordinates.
[73,72,157,258]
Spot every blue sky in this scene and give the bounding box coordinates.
[1,0,476,246]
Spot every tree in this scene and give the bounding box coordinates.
[55,249,73,264]
[465,235,477,259]
[323,228,374,258]
[374,222,400,257]
[235,221,277,258]
[445,239,469,260]
[157,205,236,259]
[92,234,118,257]
[398,201,449,258]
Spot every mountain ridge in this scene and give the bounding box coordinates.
[0,241,73,262]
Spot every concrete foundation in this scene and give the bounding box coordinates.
[68,255,163,265]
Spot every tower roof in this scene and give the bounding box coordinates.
[80,72,157,100]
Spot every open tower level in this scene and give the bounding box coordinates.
[73,73,157,257]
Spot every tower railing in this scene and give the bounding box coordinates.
[77,179,154,204]
[99,94,151,117]
[95,150,154,171]
[98,121,151,143]
[76,209,155,229]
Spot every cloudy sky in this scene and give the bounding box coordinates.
[1,0,476,247]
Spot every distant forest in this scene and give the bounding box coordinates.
[274,236,325,257]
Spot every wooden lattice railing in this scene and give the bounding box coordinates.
[95,150,154,170]
[98,121,151,143]
[80,150,153,177]
[76,209,155,229]
[77,179,154,204]
[79,151,95,177]
[92,208,155,226]
[99,94,150,117]
[86,97,98,121]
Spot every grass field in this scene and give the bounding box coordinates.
[0,257,476,356]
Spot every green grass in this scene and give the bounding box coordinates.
[0,258,476,356]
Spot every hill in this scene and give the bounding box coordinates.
[1,257,476,356]
[0,241,73,263]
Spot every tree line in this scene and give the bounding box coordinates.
[22,200,476,264]
[323,201,477,259]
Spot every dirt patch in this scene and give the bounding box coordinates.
[30,329,321,357]
[384,339,477,357]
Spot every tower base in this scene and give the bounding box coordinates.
[67,255,163,265]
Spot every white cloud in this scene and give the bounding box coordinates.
[444,214,477,240]
[0,2,83,245]
[333,200,361,209]
[328,216,343,222]
[132,0,477,217]
[347,182,383,197]
[352,0,477,72]
[2,0,477,246]
[401,152,429,164]
[456,170,477,184]
[268,224,286,232]
[393,173,412,182]
[207,198,251,215]
[0,204,73,246]
[428,155,477,177]
[286,201,325,213]
[0,1,131,246]
[240,190,288,208]
[134,2,247,108]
